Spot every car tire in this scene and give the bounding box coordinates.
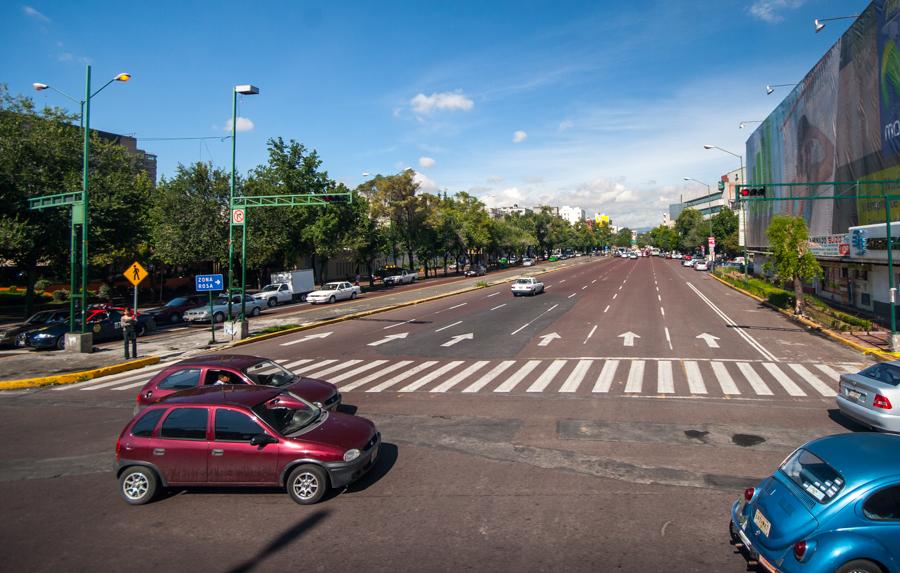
[287,464,328,505]
[169,312,181,323]
[251,306,261,317]
[329,296,335,304]
[56,336,66,350]
[267,298,277,308]
[135,324,147,337]
[119,466,158,505]
[836,560,884,573]
[213,312,225,323]
[350,292,357,300]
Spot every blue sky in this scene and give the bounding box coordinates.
[1,0,869,228]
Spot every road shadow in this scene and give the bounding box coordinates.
[343,442,398,494]
[726,324,805,333]
[227,510,330,573]
[827,408,873,433]
[336,403,358,415]
[353,317,431,326]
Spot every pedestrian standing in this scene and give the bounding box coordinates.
[121,307,137,359]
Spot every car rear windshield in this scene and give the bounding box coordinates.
[244,361,297,387]
[515,279,530,284]
[860,363,900,386]
[779,448,845,504]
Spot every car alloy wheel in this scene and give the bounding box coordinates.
[287,465,327,504]
[329,296,335,304]
[251,306,261,316]
[136,324,147,337]
[350,292,357,299]
[214,312,224,323]
[119,466,158,505]
[267,298,276,308]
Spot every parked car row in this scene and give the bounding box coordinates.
[118,353,378,506]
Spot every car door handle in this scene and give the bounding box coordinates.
[211,449,224,456]
[153,448,166,456]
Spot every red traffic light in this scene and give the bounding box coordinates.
[740,189,750,197]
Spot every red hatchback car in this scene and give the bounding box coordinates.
[135,354,341,413]
[116,385,380,505]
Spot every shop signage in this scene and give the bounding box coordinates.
[808,234,850,257]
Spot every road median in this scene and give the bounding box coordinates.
[0,356,161,390]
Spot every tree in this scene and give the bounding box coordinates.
[362,170,424,271]
[675,208,707,252]
[765,215,822,315]
[710,207,740,258]
[613,227,633,247]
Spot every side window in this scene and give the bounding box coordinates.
[158,368,202,390]
[160,408,208,440]
[215,409,264,442]
[864,485,900,520]
[280,285,288,292]
[131,408,165,437]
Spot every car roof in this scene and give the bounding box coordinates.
[160,385,281,406]
[170,354,265,369]
[804,433,900,485]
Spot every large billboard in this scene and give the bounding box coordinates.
[746,1,900,247]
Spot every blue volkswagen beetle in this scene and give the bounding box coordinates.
[730,433,900,573]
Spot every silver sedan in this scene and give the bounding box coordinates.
[836,362,900,432]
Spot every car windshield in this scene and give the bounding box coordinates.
[24,311,53,325]
[322,283,340,290]
[860,363,900,386]
[244,360,297,387]
[261,284,278,292]
[165,297,189,307]
[252,391,321,435]
[779,448,845,504]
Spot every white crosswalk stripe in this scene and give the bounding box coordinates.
[80,366,171,391]
[294,360,337,375]
[559,360,591,393]
[463,361,515,393]
[657,361,674,394]
[762,363,806,397]
[593,360,619,393]
[54,364,168,391]
[494,360,541,392]
[368,361,437,392]
[305,360,362,379]
[814,364,843,382]
[400,361,463,392]
[528,360,567,392]
[283,358,315,370]
[431,361,489,393]
[737,362,773,396]
[624,360,645,393]
[329,360,388,384]
[788,364,836,397]
[684,361,707,394]
[711,362,740,395]
[340,361,411,391]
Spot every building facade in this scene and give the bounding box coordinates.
[559,205,585,226]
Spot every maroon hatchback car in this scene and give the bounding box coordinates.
[116,385,380,505]
[134,354,341,413]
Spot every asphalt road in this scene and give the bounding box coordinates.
[0,256,875,572]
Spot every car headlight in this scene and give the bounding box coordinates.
[34,333,54,339]
[343,449,360,462]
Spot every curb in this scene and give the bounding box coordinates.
[709,273,897,362]
[232,259,600,348]
[0,355,161,390]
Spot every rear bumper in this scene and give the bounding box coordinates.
[836,395,900,432]
[730,503,784,573]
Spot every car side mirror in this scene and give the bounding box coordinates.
[314,402,324,409]
[250,434,278,446]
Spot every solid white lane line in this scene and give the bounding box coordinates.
[789,364,837,397]
[284,358,315,370]
[814,364,842,382]
[664,327,673,350]
[686,282,778,362]
[510,304,559,335]
[559,360,592,393]
[486,292,501,298]
[305,360,363,379]
[684,361,707,394]
[384,318,416,330]
[340,361,412,391]
[431,361,489,392]
[584,325,597,344]
[762,363,806,396]
[275,359,289,364]
[400,361,464,392]
[660,307,665,317]
[527,360,567,392]
[613,293,618,299]
[463,361,515,393]
[447,303,467,310]
[294,360,338,375]
[657,295,661,302]
[568,293,576,299]
[624,360,645,393]
[490,304,507,311]
[582,285,588,290]
[711,362,741,395]
[736,362,773,395]
[368,361,438,392]
[329,360,388,384]
[604,305,610,313]
[618,286,623,290]
[494,360,541,392]
[435,320,463,332]
[657,361,674,394]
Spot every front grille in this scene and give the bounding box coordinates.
[363,432,379,452]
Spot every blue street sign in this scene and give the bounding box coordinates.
[195,274,225,292]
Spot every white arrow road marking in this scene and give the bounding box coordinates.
[435,320,462,333]
[280,331,333,346]
[618,331,640,347]
[696,333,720,348]
[537,332,561,346]
[367,332,409,346]
[442,332,474,347]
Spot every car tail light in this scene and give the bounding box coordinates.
[793,540,807,561]
[874,395,893,409]
[744,487,755,502]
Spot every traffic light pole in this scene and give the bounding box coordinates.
[886,194,897,349]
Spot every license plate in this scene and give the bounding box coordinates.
[846,388,863,401]
[753,509,772,537]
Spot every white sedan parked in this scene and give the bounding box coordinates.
[511,277,544,296]
[306,282,361,304]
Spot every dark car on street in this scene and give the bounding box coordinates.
[465,265,486,277]
[134,354,341,413]
[0,309,69,348]
[116,385,380,505]
[19,309,155,350]
[141,296,204,324]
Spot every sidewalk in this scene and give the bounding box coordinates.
[0,257,598,383]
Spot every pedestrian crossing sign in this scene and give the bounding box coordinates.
[124,261,148,286]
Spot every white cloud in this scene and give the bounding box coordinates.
[22,5,49,22]
[501,187,523,201]
[413,170,439,192]
[512,130,528,143]
[749,0,805,23]
[418,156,436,168]
[558,119,574,131]
[409,91,474,116]
[486,176,504,184]
[224,116,254,132]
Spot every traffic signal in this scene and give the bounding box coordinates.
[739,186,766,198]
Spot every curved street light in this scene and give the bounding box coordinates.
[739,120,763,129]
[814,15,860,33]
[766,83,796,95]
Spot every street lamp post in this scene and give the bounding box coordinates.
[814,15,860,33]
[766,84,797,95]
[32,66,130,345]
[226,84,259,331]
[739,120,762,129]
